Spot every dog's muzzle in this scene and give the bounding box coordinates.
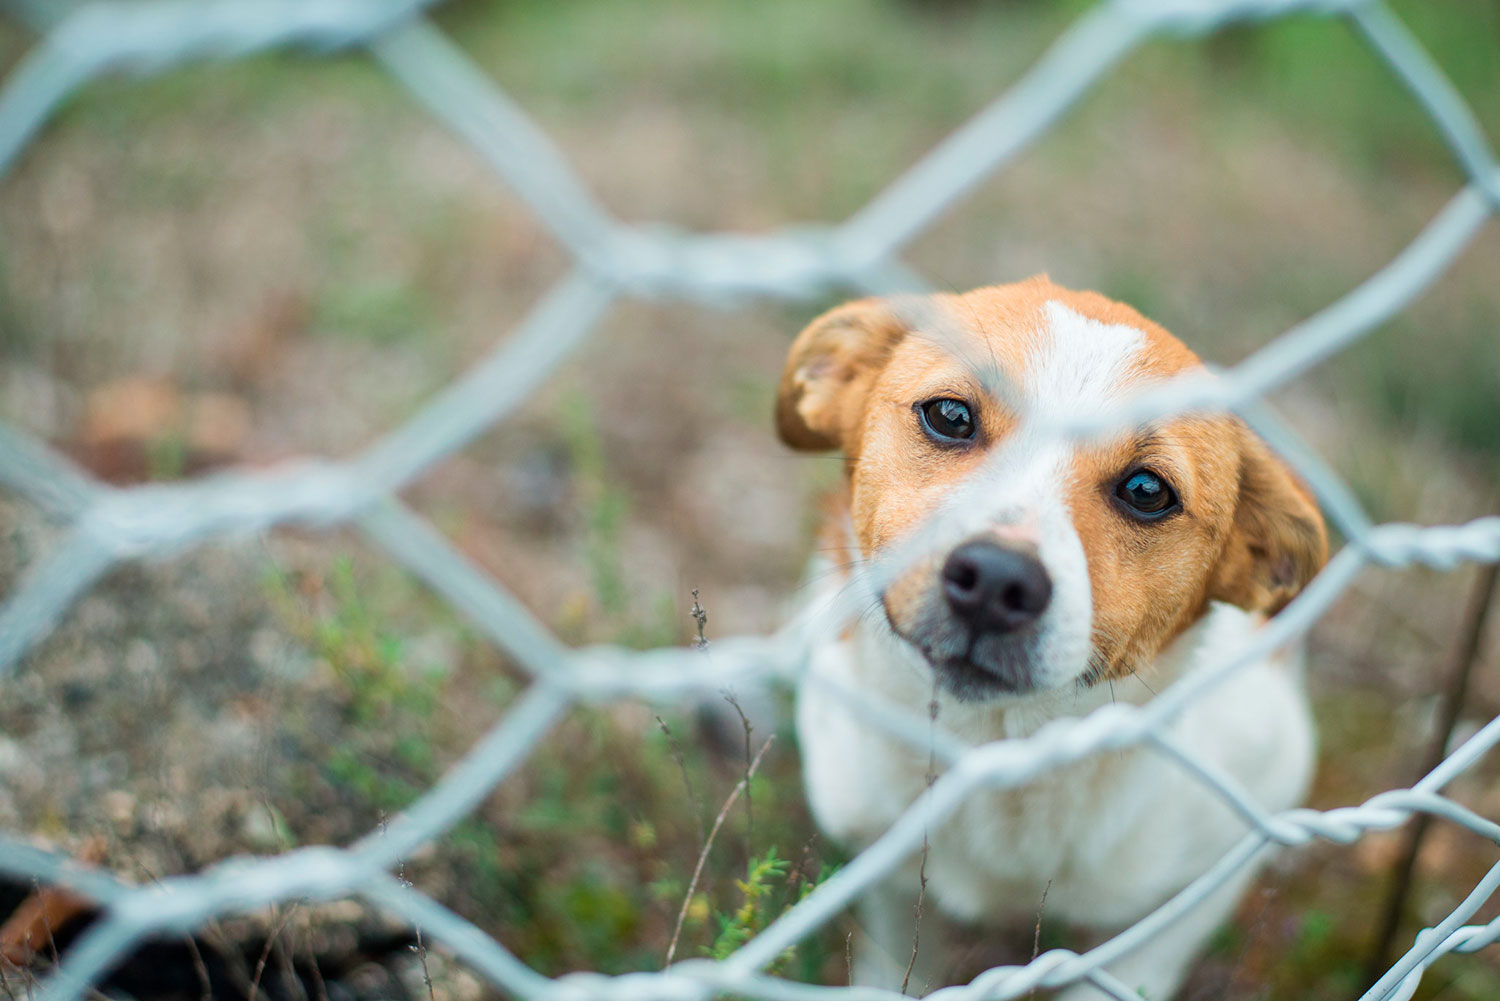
[921,538,1054,696]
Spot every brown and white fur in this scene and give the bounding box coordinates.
[777,277,1327,999]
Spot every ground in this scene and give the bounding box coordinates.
[2,0,1500,998]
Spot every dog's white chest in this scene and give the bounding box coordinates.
[795,604,1315,930]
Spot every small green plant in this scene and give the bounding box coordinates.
[559,397,630,620]
[707,847,836,974]
[1292,909,1336,965]
[314,278,435,346]
[557,396,682,648]
[145,429,187,481]
[283,556,446,725]
[709,848,790,960]
[262,554,451,817]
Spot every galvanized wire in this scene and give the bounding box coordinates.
[1,1,1498,999]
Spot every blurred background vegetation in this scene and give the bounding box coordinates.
[1,1,1498,999]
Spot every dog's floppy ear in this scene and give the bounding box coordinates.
[1209,426,1328,615]
[776,299,908,452]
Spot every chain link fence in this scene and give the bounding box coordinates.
[2,1,1499,999]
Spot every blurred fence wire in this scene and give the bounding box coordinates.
[1,1,1499,999]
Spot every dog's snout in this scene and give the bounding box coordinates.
[941,539,1052,634]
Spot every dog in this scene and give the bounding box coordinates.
[777,277,1326,999]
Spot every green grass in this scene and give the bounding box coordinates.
[434,0,1072,217]
[263,554,457,818]
[55,51,393,138]
[259,526,847,982]
[555,393,684,648]
[1353,315,1500,464]
[430,0,1500,205]
[1195,3,1500,171]
[9,0,1496,453]
[313,277,437,345]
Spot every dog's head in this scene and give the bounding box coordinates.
[777,277,1327,701]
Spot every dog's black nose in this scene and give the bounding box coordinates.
[941,539,1052,634]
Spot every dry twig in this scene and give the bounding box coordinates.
[1027,881,1052,1001]
[135,855,255,998]
[664,735,775,966]
[656,715,708,850]
[721,689,757,849]
[901,683,941,996]
[412,927,436,1001]
[272,930,307,1001]
[249,902,301,1001]
[184,935,215,1001]
[1366,560,1499,987]
[690,588,709,650]
[302,929,330,1001]
[0,957,24,1001]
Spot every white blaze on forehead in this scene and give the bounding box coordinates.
[1009,301,1147,687]
[933,299,1150,524]
[923,300,1150,689]
[1022,300,1147,420]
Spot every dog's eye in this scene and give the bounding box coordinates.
[918,398,976,442]
[1116,469,1178,518]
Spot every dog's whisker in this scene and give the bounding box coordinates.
[1131,668,1159,696]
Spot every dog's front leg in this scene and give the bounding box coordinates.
[851,865,942,995]
[1053,856,1263,1001]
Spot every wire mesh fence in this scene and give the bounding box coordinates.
[1,1,1499,999]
